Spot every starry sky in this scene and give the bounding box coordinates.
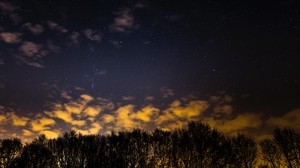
[0,0,299,141]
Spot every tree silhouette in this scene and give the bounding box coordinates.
[232,134,257,168]
[1,122,300,168]
[273,128,300,168]
[260,139,282,168]
[0,138,22,168]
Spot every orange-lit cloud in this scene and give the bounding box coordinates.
[0,114,6,124]
[1,91,298,142]
[73,122,102,135]
[83,106,102,118]
[155,100,209,129]
[22,129,33,136]
[266,108,300,131]
[11,113,29,126]
[40,130,60,139]
[205,113,263,135]
[30,118,56,131]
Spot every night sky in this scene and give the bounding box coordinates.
[0,0,299,141]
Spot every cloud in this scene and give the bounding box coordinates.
[22,129,33,136]
[115,105,136,130]
[109,8,136,32]
[0,2,16,14]
[156,100,209,124]
[266,108,300,131]
[11,113,29,126]
[81,94,94,102]
[0,114,6,124]
[46,110,73,124]
[134,105,159,123]
[83,106,102,118]
[212,104,233,117]
[19,41,41,57]
[45,94,99,128]
[205,113,263,134]
[16,43,47,68]
[145,96,154,102]
[122,96,135,101]
[69,32,80,45]
[73,123,102,135]
[160,87,174,98]
[23,23,44,35]
[0,32,22,43]
[40,130,60,139]
[83,29,102,43]
[47,21,68,33]
[102,114,115,124]
[30,118,56,131]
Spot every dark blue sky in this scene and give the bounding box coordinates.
[0,0,299,140]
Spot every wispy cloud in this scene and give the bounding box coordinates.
[19,41,41,57]
[109,8,136,33]
[267,108,300,131]
[0,2,16,14]
[23,23,44,35]
[0,32,22,43]
[205,113,263,135]
[47,21,68,33]
[160,87,174,98]
[83,29,102,43]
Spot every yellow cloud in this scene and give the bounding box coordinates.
[40,130,59,139]
[115,105,135,130]
[71,120,86,126]
[266,108,300,131]
[31,118,55,131]
[11,113,29,126]
[81,94,94,102]
[213,104,233,116]
[205,113,262,134]
[22,129,33,136]
[102,114,115,123]
[84,106,101,117]
[50,110,73,123]
[73,123,102,135]
[0,114,6,124]
[133,105,159,122]
[31,118,55,132]
[156,100,209,125]
[65,103,83,114]
[89,123,102,134]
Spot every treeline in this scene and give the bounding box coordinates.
[0,122,300,168]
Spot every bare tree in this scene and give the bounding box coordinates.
[260,139,283,168]
[232,134,257,168]
[0,138,22,168]
[273,128,300,168]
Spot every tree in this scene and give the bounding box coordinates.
[260,139,282,168]
[0,138,22,167]
[11,143,56,168]
[232,134,257,168]
[273,128,300,168]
